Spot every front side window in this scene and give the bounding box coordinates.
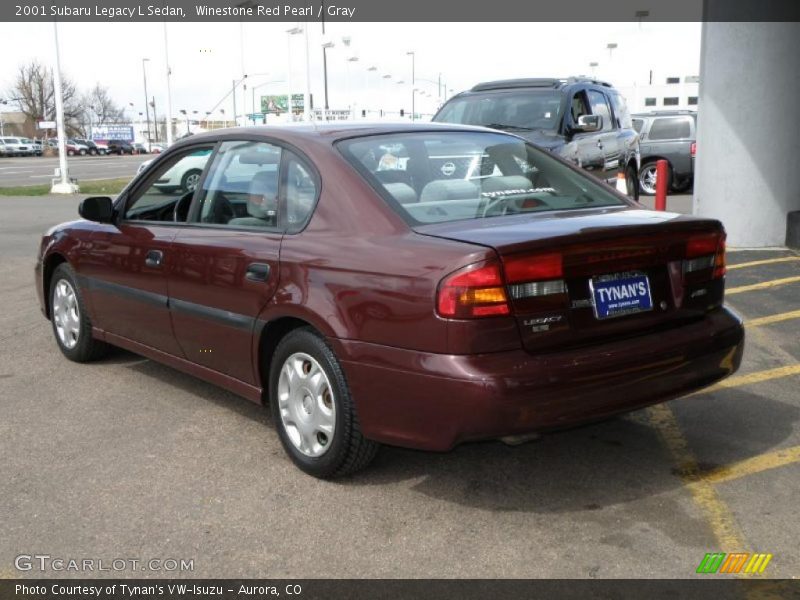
[124,147,213,222]
[435,90,564,132]
[192,140,282,228]
[339,131,626,226]
[587,90,613,131]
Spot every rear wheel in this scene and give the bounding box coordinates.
[269,328,379,478]
[180,169,202,193]
[49,263,110,362]
[639,161,672,196]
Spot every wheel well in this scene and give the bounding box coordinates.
[641,156,672,169]
[42,253,68,319]
[257,317,315,403]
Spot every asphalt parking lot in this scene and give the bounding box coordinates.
[1,194,798,579]
[0,155,146,187]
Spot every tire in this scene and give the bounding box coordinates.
[89,149,97,156]
[67,150,75,157]
[49,263,110,363]
[180,169,202,193]
[625,164,639,202]
[79,149,87,156]
[269,327,379,478]
[638,161,672,196]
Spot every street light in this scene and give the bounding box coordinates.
[346,55,359,119]
[321,40,335,118]
[142,58,151,143]
[607,42,618,60]
[406,51,415,121]
[589,61,599,77]
[286,26,303,122]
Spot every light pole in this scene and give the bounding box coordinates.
[381,74,391,118]
[346,56,359,119]
[141,58,152,143]
[163,23,174,146]
[589,61,599,77]
[406,51,415,121]
[365,66,377,118]
[51,21,76,193]
[179,109,190,135]
[321,41,335,119]
[0,99,7,136]
[607,42,618,60]
[286,26,303,122]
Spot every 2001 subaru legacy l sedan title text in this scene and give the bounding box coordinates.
[35,123,744,478]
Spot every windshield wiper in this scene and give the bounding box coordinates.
[484,123,534,132]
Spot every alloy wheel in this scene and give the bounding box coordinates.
[52,278,80,349]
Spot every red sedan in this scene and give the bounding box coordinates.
[34,124,743,478]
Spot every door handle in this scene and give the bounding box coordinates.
[145,249,164,268]
[245,262,271,282]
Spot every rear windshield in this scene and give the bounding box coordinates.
[338,131,627,225]
[434,90,564,132]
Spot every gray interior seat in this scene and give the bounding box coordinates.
[419,179,480,203]
[383,182,418,205]
[228,170,278,227]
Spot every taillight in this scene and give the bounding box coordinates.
[503,251,567,300]
[436,260,510,319]
[691,142,696,157]
[684,232,726,279]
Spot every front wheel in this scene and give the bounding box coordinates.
[180,169,202,193]
[49,263,110,362]
[269,328,379,478]
[625,164,639,202]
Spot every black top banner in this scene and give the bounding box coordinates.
[3,0,799,22]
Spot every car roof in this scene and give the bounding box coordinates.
[172,121,515,149]
[633,110,697,117]
[469,77,613,92]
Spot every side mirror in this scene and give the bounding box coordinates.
[574,114,602,133]
[78,196,114,223]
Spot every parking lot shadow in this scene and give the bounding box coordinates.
[347,389,798,515]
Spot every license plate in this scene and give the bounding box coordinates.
[589,271,653,320]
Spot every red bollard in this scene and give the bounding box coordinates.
[654,159,668,211]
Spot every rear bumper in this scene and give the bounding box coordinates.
[335,307,744,451]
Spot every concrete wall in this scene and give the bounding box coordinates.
[694,22,800,247]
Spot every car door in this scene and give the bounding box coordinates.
[167,139,292,384]
[586,89,621,183]
[567,90,605,178]
[80,145,215,355]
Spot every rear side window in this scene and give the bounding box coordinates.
[632,119,645,133]
[339,131,626,225]
[648,117,692,140]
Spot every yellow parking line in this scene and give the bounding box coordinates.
[726,276,800,295]
[727,256,800,270]
[746,309,800,327]
[647,404,747,553]
[701,445,800,484]
[696,364,800,394]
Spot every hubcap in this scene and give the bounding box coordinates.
[640,166,658,195]
[185,173,200,191]
[52,279,80,349]
[277,353,336,458]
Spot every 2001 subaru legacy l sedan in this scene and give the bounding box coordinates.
[35,123,744,478]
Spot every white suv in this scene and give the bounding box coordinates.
[0,137,33,156]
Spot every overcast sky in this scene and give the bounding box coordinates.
[0,21,701,119]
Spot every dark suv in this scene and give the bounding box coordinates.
[433,77,640,198]
[632,110,697,195]
[106,140,135,155]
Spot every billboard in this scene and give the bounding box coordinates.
[261,94,307,114]
[91,125,134,142]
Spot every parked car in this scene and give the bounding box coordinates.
[137,149,212,193]
[0,136,34,156]
[433,77,641,199]
[35,124,743,478]
[66,140,90,156]
[632,110,697,195]
[148,143,165,154]
[73,139,106,156]
[23,138,43,156]
[106,140,135,155]
[0,139,9,157]
[132,142,148,154]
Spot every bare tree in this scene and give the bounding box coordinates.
[79,83,126,135]
[7,60,83,136]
